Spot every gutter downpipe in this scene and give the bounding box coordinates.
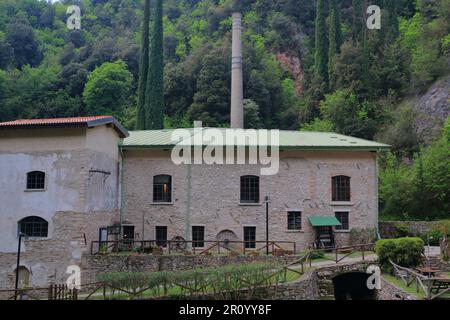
[375,148,381,240]
[119,144,125,240]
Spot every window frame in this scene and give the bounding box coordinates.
[240,175,260,204]
[18,216,48,238]
[153,175,172,203]
[192,226,205,248]
[335,211,350,231]
[243,226,256,249]
[332,176,351,202]
[26,171,46,191]
[287,211,302,231]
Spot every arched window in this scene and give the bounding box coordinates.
[18,216,48,238]
[26,171,45,190]
[332,176,351,202]
[240,175,260,203]
[153,175,172,203]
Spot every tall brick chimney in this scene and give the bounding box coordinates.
[230,12,244,129]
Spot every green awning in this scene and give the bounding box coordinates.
[309,216,341,227]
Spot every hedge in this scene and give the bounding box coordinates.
[375,237,425,272]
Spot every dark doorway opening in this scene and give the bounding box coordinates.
[315,226,335,249]
[333,272,377,300]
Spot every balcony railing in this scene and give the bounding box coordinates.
[90,239,297,256]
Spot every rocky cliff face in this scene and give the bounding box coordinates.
[412,75,450,143]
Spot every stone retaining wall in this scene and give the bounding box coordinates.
[378,278,416,300]
[379,221,440,239]
[80,254,301,284]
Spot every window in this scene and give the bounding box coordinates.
[153,175,172,203]
[240,176,260,203]
[335,212,349,230]
[332,176,351,202]
[244,227,256,249]
[156,226,167,247]
[26,171,45,190]
[18,216,48,238]
[287,212,302,230]
[192,226,204,248]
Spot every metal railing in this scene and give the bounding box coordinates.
[90,239,297,256]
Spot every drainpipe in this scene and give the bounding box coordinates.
[185,163,192,242]
[119,144,125,240]
[375,151,381,240]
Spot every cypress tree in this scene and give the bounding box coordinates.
[145,0,164,129]
[136,0,150,130]
[352,0,364,42]
[384,0,399,42]
[328,0,342,87]
[314,0,328,86]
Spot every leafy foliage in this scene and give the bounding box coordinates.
[375,237,425,272]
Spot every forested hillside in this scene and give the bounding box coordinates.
[0,0,448,218]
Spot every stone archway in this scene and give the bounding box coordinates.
[15,266,30,289]
[332,272,376,300]
[216,230,239,250]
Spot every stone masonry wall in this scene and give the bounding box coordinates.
[379,221,441,239]
[378,278,416,300]
[80,254,301,284]
[123,150,378,252]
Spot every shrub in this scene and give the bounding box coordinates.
[394,223,413,237]
[97,272,151,298]
[309,251,325,260]
[376,237,425,273]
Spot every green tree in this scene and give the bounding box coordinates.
[244,99,263,129]
[145,0,165,129]
[136,0,150,130]
[0,32,14,70]
[330,41,365,94]
[187,45,231,126]
[328,0,342,84]
[320,90,381,139]
[0,70,11,120]
[6,19,42,68]
[301,118,334,132]
[83,60,133,118]
[352,0,364,42]
[314,0,328,86]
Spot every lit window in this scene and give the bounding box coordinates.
[26,171,45,190]
[153,175,172,203]
[18,216,48,238]
[332,176,351,201]
[240,176,260,203]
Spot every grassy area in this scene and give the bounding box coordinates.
[382,274,427,299]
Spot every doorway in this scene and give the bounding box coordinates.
[315,226,335,249]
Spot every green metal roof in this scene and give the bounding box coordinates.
[121,128,390,151]
[308,216,342,227]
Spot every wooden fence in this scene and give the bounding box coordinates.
[390,260,450,300]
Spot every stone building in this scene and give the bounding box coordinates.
[0,117,127,289]
[0,117,388,289]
